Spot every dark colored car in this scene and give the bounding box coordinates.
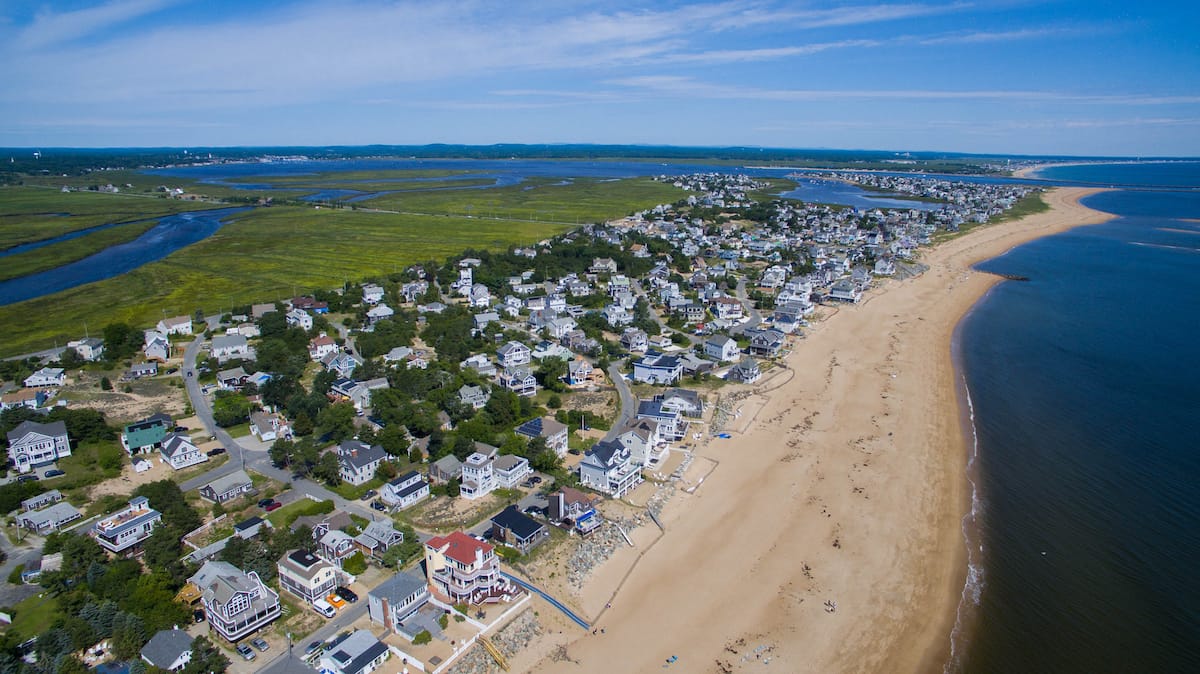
[44,469,65,478]
[16,475,38,482]
[529,476,543,484]
[359,489,377,501]
[370,500,386,512]
[193,610,205,623]
[257,498,274,508]
[334,587,358,603]
[305,641,322,656]
[207,447,226,456]
[264,501,282,512]
[174,425,188,432]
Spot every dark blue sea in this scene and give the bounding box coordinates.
[954,163,1200,673]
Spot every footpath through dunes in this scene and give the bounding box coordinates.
[531,187,1113,674]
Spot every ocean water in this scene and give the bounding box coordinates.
[955,166,1200,673]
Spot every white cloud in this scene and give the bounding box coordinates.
[12,0,179,49]
[661,40,882,65]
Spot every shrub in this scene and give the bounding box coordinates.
[438,613,449,629]
[412,630,432,645]
[99,377,112,391]
[7,564,24,585]
[343,551,367,575]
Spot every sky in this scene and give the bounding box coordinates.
[1,0,1198,155]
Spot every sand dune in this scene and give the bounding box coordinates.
[532,188,1114,674]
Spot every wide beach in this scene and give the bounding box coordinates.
[532,187,1114,674]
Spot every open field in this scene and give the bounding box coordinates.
[358,177,688,222]
[0,187,215,249]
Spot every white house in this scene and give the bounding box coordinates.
[286,308,314,330]
[379,471,430,511]
[515,416,570,456]
[210,334,253,363]
[458,384,491,410]
[632,351,683,385]
[704,334,740,362]
[66,337,104,362]
[144,332,170,362]
[159,433,208,470]
[335,441,388,486]
[362,283,385,305]
[460,449,497,500]
[579,440,643,499]
[366,304,395,324]
[497,341,531,368]
[318,630,390,674]
[157,315,193,335]
[23,367,66,388]
[6,420,71,473]
[499,366,538,397]
[493,454,532,488]
[309,334,338,361]
[140,629,193,672]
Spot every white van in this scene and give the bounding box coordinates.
[312,598,336,618]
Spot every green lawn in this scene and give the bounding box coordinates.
[4,593,60,640]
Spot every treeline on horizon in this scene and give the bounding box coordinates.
[0,143,1149,179]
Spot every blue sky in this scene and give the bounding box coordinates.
[1,0,1197,155]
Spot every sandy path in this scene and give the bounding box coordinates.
[531,188,1113,674]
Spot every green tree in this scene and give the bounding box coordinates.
[182,635,230,674]
[314,451,342,486]
[446,477,461,498]
[100,376,113,391]
[316,402,356,442]
[343,551,367,575]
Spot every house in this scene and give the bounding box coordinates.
[234,516,269,540]
[319,528,358,567]
[579,440,643,499]
[602,304,633,327]
[710,296,746,321]
[614,418,669,468]
[564,358,594,386]
[286,308,314,330]
[210,334,253,363]
[355,520,405,560]
[362,283,385,305]
[335,440,388,486]
[190,560,281,641]
[499,366,538,397]
[547,487,602,535]
[230,322,261,338]
[368,571,431,637]
[620,328,649,353]
[458,384,490,410]
[829,279,863,303]
[380,471,430,511]
[515,416,569,456]
[90,496,162,554]
[66,337,104,362]
[323,352,360,378]
[23,367,65,388]
[216,367,248,389]
[366,304,395,324]
[473,311,500,332]
[490,505,549,553]
[122,413,172,454]
[21,489,63,512]
[429,455,462,484]
[460,449,497,500]
[278,549,341,604]
[493,454,532,488]
[384,346,413,363]
[309,333,339,361]
[157,315,193,335]
[318,629,390,674]
[7,420,71,474]
[748,328,786,358]
[591,257,618,273]
[637,399,687,441]
[250,411,289,443]
[728,357,762,384]
[705,334,741,362]
[159,433,207,470]
[497,341,531,368]
[199,469,255,504]
[874,257,897,276]
[143,332,170,362]
[632,351,683,385]
[656,388,704,418]
[424,531,518,604]
[460,353,497,378]
[128,362,160,379]
[0,388,49,411]
[546,316,577,339]
[140,629,193,672]
[291,296,329,313]
[18,501,83,535]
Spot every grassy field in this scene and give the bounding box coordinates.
[0,187,215,249]
[358,176,687,223]
[4,593,59,640]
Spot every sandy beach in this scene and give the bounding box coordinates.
[530,187,1114,674]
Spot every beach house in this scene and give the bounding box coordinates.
[490,505,550,553]
[190,560,281,641]
[7,420,71,474]
[368,571,431,638]
[199,469,255,504]
[632,351,683,385]
[277,549,341,604]
[424,531,518,604]
[579,440,643,499]
[514,416,570,456]
[122,412,172,454]
[159,433,207,470]
[460,449,497,500]
[379,471,430,511]
[90,496,162,554]
[334,440,388,486]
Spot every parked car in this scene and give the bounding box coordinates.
[370,500,386,512]
[304,641,322,656]
[207,447,226,457]
[264,501,282,512]
[334,587,358,603]
[359,489,377,501]
[529,476,543,484]
[326,594,347,610]
[173,425,188,432]
[250,638,269,652]
[257,498,274,508]
[235,644,255,661]
[44,469,65,478]
[16,475,37,483]
[192,610,205,623]
[312,598,336,618]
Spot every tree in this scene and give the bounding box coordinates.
[316,402,356,442]
[211,390,253,427]
[446,477,461,498]
[292,412,314,437]
[547,394,562,409]
[269,438,296,468]
[182,635,229,674]
[314,451,342,486]
[343,551,367,575]
[408,446,423,464]
[100,376,113,391]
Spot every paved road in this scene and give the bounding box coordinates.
[257,599,369,674]
[728,278,763,337]
[604,363,637,443]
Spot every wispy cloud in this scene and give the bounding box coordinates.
[917,26,1083,45]
[709,2,974,31]
[660,40,882,65]
[12,0,178,49]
